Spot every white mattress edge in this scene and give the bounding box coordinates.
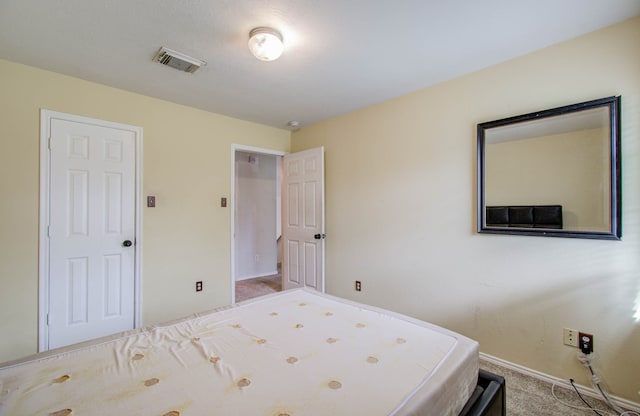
[297,289,481,416]
[1,287,480,416]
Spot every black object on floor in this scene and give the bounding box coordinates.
[458,369,506,416]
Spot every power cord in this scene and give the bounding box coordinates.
[551,379,612,414]
[569,378,605,415]
[576,353,640,416]
[551,353,640,416]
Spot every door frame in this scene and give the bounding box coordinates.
[38,109,143,352]
[230,144,286,304]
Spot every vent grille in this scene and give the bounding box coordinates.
[153,47,206,73]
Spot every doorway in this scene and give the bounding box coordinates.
[230,145,325,304]
[231,145,286,303]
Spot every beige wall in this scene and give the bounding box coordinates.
[292,18,640,403]
[0,59,290,362]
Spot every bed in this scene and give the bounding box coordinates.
[0,288,504,415]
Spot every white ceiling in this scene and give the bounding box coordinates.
[1,1,638,130]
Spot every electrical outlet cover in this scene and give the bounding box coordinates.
[563,328,578,347]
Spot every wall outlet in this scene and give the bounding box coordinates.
[563,328,579,347]
[195,281,203,292]
[355,281,362,291]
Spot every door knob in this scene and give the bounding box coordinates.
[122,240,133,247]
[314,234,326,240]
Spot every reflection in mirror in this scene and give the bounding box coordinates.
[477,96,621,240]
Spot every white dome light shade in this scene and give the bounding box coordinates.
[248,27,284,61]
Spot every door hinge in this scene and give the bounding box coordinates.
[48,137,52,150]
[47,225,51,238]
[46,313,50,325]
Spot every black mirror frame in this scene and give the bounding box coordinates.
[477,96,621,240]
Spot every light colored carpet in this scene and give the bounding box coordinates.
[480,358,636,416]
[235,273,281,303]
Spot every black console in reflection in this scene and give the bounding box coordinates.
[486,205,562,229]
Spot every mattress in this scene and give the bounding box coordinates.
[0,288,479,415]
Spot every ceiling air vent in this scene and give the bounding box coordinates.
[153,47,206,73]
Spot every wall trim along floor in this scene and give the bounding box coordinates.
[480,353,640,413]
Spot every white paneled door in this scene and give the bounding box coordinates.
[46,115,138,349]
[282,147,325,292]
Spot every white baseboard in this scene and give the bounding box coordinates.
[480,353,640,413]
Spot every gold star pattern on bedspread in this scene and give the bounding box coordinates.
[0,289,477,415]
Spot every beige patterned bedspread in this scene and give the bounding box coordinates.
[0,289,478,415]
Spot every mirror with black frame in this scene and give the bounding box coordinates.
[477,96,621,240]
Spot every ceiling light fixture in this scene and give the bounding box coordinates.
[248,27,284,61]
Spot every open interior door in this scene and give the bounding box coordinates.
[282,147,325,292]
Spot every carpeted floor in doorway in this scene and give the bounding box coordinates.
[235,273,282,302]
